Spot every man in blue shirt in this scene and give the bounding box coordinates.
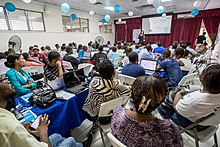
[108,46,123,63]
[138,44,154,63]
[122,52,145,78]
[156,50,183,87]
[153,42,165,54]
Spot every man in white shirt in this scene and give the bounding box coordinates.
[0,83,84,147]
[158,63,220,131]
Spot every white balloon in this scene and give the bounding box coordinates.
[147,0,154,4]
[194,0,202,8]
[162,13,166,18]
[128,11,133,16]
[118,19,122,23]
[23,0,31,3]
[89,0,97,4]
[89,10,95,15]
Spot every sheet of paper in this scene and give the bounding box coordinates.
[20,110,37,124]
[56,90,75,100]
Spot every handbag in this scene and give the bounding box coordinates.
[29,81,56,108]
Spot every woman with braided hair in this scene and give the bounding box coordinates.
[111,75,183,147]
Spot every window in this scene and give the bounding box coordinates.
[62,16,89,32]
[99,22,112,33]
[0,6,45,31]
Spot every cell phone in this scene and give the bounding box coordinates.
[30,116,40,130]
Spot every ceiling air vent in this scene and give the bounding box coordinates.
[136,4,155,10]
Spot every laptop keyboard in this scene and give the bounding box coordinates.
[67,84,88,95]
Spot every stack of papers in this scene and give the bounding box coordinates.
[56,90,75,100]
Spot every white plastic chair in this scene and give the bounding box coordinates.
[178,73,197,90]
[118,74,136,86]
[107,132,127,147]
[178,108,220,147]
[78,63,94,76]
[114,57,123,67]
[97,96,129,147]
[62,60,73,71]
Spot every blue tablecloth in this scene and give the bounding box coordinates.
[18,90,88,136]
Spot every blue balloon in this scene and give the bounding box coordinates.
[114,4,121,13]
[5,2,16,12]
[156,6,164,14]
[102,19,106,23]
[104,15,110,21]
[61,3,70,13]
[71,13,77,20]
[191,8,199,16]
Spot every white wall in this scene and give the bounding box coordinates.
[0,0,115,52]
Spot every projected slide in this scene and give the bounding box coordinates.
[142,15,172,34]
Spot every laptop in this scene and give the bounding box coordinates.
[48,78,65,91]
[140,59,158,75]
[91,51,99,57]
[83,51,91,59]
[63,69,88,95]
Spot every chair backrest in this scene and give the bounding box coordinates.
[200,107,220,126]
[114,57,123,65]
[62,60,73,70]
[187,64,197,75]
[178,73,197,87]
[78,63,94,76]
[99,96,129,117]
[118,74,136,86]
[23,66,42,76]
[107,132,127,147]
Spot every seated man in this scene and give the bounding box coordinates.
[63,46,79,70]
[107,46,122,63]
[83,59,130,123]
[0,82,87,147]
[158,63,220,131]
[122,52,145,78]
[156,50,183,87]
[44,51,64,81]
[153,42,165,55]
[90,45,107,67]
[138,44,154,63]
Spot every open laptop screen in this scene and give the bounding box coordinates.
[63,72,80,88]
[74,68,85,82]
[140,59,157,71]
[83,51,91,58]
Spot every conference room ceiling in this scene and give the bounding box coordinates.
[32,0,220,18]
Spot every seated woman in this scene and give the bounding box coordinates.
[5,53,37,97]
[83,59,130,123]
[111,75,183,147]
[22,52,44,67]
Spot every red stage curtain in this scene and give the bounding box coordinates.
[115,24,126,42]
[203,17,220,45]
[181,18,202,48]
[126,18,142,42]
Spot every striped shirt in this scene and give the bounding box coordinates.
[44,64,59,81]
[83,76,130,117]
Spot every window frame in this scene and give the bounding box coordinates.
[99,21,113,33]
[62,15,89,33]
[0,6,46,32]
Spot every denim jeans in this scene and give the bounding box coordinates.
[158,105,209,131]
[49,133,82,147]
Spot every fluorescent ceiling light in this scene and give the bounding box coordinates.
[104,6,114,11]
[161,0,172,2]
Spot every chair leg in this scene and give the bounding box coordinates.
[99,126,106,147]
[86,123,97,137]
[214,133,218,147]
